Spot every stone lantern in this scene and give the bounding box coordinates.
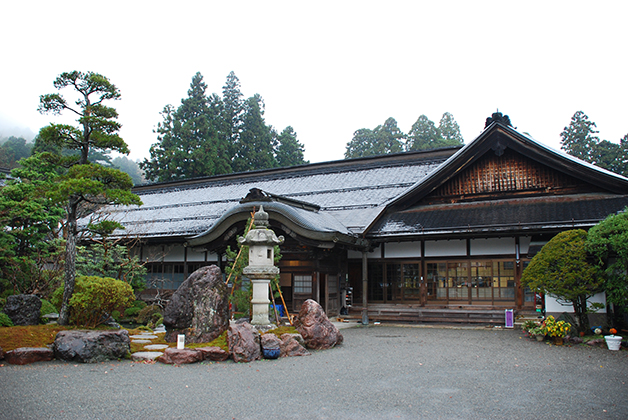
[239,206,284,326]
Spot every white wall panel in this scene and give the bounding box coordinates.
[163,245,185,262]
[187,248,206,262]
[545,293,606,314]
[519,236,532,255]
[348,246,382,259]
[425,240,466,257]
[470,238,515,256]
[384,242,421,258]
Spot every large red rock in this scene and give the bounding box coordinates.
[227,322,260,363]
[5,347,54,365]
[197,346,230,362]
[157,348,203,364]
[280,333,310,357]
[163,265,229,344]
[294,299,343,350]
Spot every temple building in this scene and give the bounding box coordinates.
[106,120,628,323]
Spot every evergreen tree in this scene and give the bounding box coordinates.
[141,73,231,182]
[560,111,628,176]
[275,126,308,167]
[521,229,602,333]
[344,117,404,158]
[345,128,378,159]
[232,95,277,172]
[376,117,405,155]
[407,115,442,151]
[0,136,32,169]
[438,112,464,146]
[0,155,65,296]
[142,71,303,179]
[222,71,245,160]
[560,111,600,163]
[37,71,141,325]
[112,156,144,185]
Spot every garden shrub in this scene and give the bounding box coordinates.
[132,300,147,310]
[0,311,14,327]
[39,299,58,323]
[40,299,57,316]
[136,304,162,324]
[111,310,121,321]
[124,306,142,319]
[147,313,164,329]
[51,276,135,327]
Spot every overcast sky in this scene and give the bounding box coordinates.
[1,1,626,164]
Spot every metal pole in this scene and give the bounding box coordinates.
[362,251,368,325]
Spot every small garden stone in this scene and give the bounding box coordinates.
[5,347,54,365]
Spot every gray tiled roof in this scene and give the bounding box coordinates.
[369,193,628,238]
[105,152,452,240]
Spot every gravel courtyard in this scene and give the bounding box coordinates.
[1,325,627,420]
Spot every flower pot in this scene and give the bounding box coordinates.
[535,334,545,342]
[553,337,564,346]
[262,347,281,359]
[605,335,622,351]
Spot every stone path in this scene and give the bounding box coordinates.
[129,325,169,362]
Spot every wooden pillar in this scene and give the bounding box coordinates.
[361,251,368,325]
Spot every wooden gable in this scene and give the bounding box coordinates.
[423,148,594,204]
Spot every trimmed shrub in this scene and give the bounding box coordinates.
[132,300,147,310]
[40,299,57,316]
[51,276,135,327]
[111,310,121,321]
[136,304,162,324]
[0,311,14,327]
[124,307,141,319]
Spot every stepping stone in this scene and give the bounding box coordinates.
[129,334,158,339]
[144,344,169,350]
[132,339,152,344]
[131,351,163,361]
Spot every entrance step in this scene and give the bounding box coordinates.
[346,305,511,325]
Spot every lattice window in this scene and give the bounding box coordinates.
[428,149,584,200]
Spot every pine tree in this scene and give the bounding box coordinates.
[37,71,141,325]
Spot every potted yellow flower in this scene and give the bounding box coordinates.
[540,316,571,345]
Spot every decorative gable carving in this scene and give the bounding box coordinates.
[424,148,591,203]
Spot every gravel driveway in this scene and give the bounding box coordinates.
[1,325,627,419]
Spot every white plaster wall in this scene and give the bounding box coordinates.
[163,245,185,262]
[545,293,607,314]
[384,242,421,258]
[348,246,382,259]
[187,248,206,262]
[470,238,515,256]
[425,239,466,257]
[519,236,532,255]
